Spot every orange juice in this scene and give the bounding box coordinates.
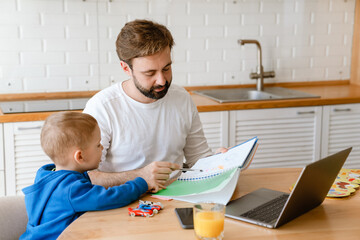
[194,211,224,238]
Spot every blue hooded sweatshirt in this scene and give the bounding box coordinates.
[20,164,148,240]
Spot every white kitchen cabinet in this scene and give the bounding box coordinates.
[4,121,51,196]
[199,111,229,152]
[229,106,322,168]
[321,103,360,168]
[0,123,5,196]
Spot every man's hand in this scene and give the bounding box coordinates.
[215,147,229,154]
[140,161,181,193]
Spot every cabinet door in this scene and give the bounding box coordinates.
[0,124,5,196]
[322,104,360,168]
[4,121,51,196]
[199,111,229,152]
[229,107,322,168]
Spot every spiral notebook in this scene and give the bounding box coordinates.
[153,137,258,204]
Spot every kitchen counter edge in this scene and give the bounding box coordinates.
[1,80,360,123]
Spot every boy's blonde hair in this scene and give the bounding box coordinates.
[41,112,98,164]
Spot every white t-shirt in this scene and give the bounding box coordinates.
[83,83,213,172]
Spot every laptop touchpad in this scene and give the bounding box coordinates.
[226,188,286,216]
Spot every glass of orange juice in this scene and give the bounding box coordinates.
[193,202,225,240]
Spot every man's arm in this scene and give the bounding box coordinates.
[183,102,214,167]
[183,98,229,166]
[88,161,181,192]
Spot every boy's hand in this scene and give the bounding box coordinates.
[140,161,181,193]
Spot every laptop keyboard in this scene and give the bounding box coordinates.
[240,194,289,223]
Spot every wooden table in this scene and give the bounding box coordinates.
[58,168,360,240]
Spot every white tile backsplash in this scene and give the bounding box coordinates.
[43,14,84,26]
[3,65,45,78]
[0,39,42,51]
[66,52,98,64]
[44,39,88,52]
[226,1,259,14]
[18,0,64,13]
[21,52,65,65]
[47,64,89,77]
[0,53,20,65]
[0,0,356,93]
[169,15,205,26]
[207,14,241,26]
[188,49,223,62]
[189,26,224,38]
[1,79,24,93]
[69,76,100,90]
[293,68,325,81]
[0,13,39,25]
[189,2,224,15]
[24,77,68,92]
[243,13,277,25]
[65,0,98,14]
[0,26,18,38]
[189,72,224,86]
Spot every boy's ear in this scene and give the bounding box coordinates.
[73,150,84,165]
[120,61,132,76]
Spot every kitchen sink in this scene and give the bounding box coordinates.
[193,87,319,103]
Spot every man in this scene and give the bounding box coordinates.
[84,19,221,192]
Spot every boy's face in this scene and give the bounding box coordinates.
[81,125,103,171]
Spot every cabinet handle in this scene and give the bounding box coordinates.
[333,108,351,112]
[17,126,42,131]
[297,111,315,115]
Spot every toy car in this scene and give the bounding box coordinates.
[128,207,154,217]
[139,200,164,209]
[138,203,162,214]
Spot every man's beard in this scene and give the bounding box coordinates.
[133,75,171,100]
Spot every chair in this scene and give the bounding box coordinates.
[0,196,28,240]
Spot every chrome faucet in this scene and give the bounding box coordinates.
[238,39,275,91]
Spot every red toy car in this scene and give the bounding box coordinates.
[128,207,154,217]
[137,203,162,214]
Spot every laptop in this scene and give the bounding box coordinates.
[225,147,352,228]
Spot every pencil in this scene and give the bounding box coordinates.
[180,168,203,172]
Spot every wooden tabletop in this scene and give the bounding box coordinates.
[58,168,360,240]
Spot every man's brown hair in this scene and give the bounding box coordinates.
[116,19,175,67]
[41,112,98,165]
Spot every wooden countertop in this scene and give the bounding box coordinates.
[1,80,360,123]
[58,168,360,240]
[190,80,360,112]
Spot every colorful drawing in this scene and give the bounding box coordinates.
[327,188,352,198]
[290,168,360,198]
[333,179,358,190]
[336,176,360,185]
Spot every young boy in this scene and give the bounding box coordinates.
[20,112,156,240]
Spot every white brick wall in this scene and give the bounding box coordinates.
[0,0,356,93]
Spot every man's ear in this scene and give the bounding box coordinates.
[73,150,84,165]
[120,61,132,76]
